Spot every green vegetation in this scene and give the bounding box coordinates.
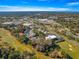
[0,28,51,59]
[1,13,79,59]
[58,41,79,59]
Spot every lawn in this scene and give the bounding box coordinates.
[58,41,79,59]
[0,28,51,59]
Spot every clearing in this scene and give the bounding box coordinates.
[58,41,79,59]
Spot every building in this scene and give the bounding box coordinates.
[23,22,32,27]
[2,22,13,25]
[24,27,35,38]
[45,35,57,40]
[45,34,64,42]
[38,19,48,22]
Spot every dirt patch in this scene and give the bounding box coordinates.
[69,48,72,51]
[0,36,2,38]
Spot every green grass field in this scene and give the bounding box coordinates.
[58,41,79,59]
[0,28,51,59]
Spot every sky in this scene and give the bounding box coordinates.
[0,0,79,11]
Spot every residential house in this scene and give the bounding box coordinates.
[45,34,64,42]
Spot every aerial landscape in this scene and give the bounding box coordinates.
[0,0,79,59]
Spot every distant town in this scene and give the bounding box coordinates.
[0,12,79,59]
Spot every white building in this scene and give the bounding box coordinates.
[45,35,57,40]
[2,22,13,25]
[45,34,65,42]
[23,22,32,26]
[38,19,48,22]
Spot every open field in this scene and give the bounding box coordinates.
[58,41,79,59]
[0,28,51,59]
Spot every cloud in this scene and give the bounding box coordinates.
[67,2,79,6]
[38,0,49,1]
[37,0,55,2]
[22,1,28,4]
[0,5,70,11]
[48,7,69,11]
[37,0,63,2]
